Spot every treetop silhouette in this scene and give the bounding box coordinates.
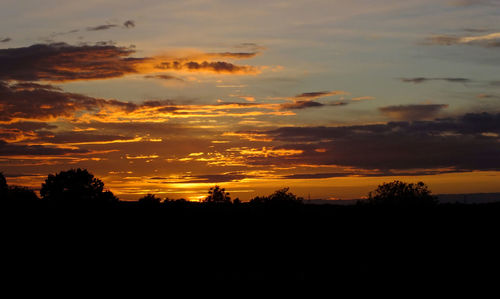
[204,185,231,204]
[249,187,303,206]
[138,194,162,205]
[362,180,437,206]
[40,168,117,204]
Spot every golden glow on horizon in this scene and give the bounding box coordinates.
[6,170,500,202]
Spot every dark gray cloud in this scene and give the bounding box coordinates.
[0,140,89,156]
[379,104,448,121]
[400,77,471,84]
[38,131,135,144]
[150,173,249,184]
[282,172,352,179]
[0,121,56,142]
[181,174,248,184]
[280,100,347,110]
[144,74,184,81]
[281,100,325,110]
[0,43,141,82]
[258,112,500,172]
[463,28,490,33]
[278,90,348,110]
[0,37,11,43]
[296,91,335,99]
[213,52,258,59]
[156,60,256,74]
[123,20,135,28]
[282,169,460,179]
[87,24,119,31]
[0,121,57,132]
[0,80,137,122]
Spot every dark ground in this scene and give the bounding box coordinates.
[2,201,500,289]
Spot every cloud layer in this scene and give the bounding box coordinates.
[0,43,261,82]
[258,112,500,172]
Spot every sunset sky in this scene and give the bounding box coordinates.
[1,0,500,201]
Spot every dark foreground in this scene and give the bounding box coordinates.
[2,201,500,289]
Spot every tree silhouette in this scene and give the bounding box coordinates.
[40,168,118,204]
[138,194,161,206]
[204,185,231,204]
[362,181,437,206]
[249,187,303,206]
[0,172,7,200]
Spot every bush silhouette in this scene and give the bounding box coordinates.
[249,187,303,206]
[40,168,118,204]
[204,185,231,204]
[7,186,39,202]
[362,181,437,207]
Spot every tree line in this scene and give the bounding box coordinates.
[1,168,438,207]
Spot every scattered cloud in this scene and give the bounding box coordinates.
[463,28,490,33]
[144,74,184,81]
[155,60,258,74]
[87,24,119,31]
[295,91,347,99]
[477,93,500,99]
[399,77,471,84]
[280,100,325,110]
[379,104,449,121]
[424,32,500,48]
[277,90,349,110]
[123,20,135,28]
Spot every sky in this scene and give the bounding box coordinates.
[1,0,500,201]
